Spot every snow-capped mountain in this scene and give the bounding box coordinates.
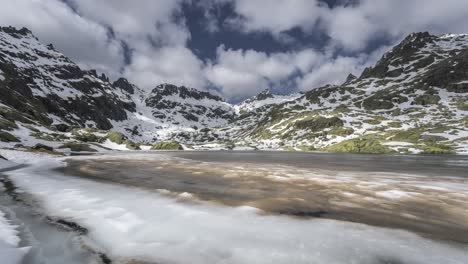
[1,26,468,153]
[223,32,468,153]
[234,89,301,114]
[145,83,234,125]
[0,26,235,144]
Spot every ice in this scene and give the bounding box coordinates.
[0,201,29,264]
[0,210,20,247]
[5,158,468,264]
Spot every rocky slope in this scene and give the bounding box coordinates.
[0,26,235,148]
[0,26,467,154]
[234,89,301,114]
[220,32,468,153]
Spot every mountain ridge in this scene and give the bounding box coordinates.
[1,26,467,154]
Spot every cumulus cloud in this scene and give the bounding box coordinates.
[228,0,325,35]
[205,46,322,100]
[206,44,390,100]
[226,0,468,51]
[296,46,390,91]
[62,0,209,89]
[321,0,468,51]
[0,0,124,78]
[125,45,207,90]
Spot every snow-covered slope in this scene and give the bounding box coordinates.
[234,89,301,114]
[0,26,137,130]
[221,32,468,153]
[0,26,235,144]
[1,26,468,153]
[109,83,235,142]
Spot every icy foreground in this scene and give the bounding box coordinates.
[2,154,468,264]
[0,210,27,264]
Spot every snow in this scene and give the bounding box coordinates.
[0,211,20,247]
[0,201,30,264]
[101,139,129,151]
[383,142,414,146]
[0,149,56,167]
[234,93,301,114]
[4,157,468,264]
[0,159,18,171]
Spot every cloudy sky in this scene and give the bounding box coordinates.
[1,0,468,102]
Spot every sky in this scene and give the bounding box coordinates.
[1,0,468,102]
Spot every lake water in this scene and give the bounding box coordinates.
[62,151,468,244]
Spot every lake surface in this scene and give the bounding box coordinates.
[62,151,468,244]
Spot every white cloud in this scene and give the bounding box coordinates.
[228,0,468,52]
[229,0,325,35]
[205,44,391,100]
[0,0,124,78]
[297,45,390,91]
[124,45,207,90]
[205,46,322,100]
[63,0,200,90]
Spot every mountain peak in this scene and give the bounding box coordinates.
[255,89,274,101]
[151,83,226,102]
[359,31,468,80]
[343,73,357,84]
[112,77,135,94]
[0,26,34,38]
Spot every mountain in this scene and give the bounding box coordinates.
[0,26,235,145]
[0,26,467,154]
[0,26,135,131]
[222,32,468,153]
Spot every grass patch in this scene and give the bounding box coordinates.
[294,117,343,131]
[456,100,468,111]
[125,140,140,150]
[151,141,183,150]
[327,127,354,136]
[420,144,454,154]
[107,131,127,144]
[325,138,392,154]
[58,143,97,152]
[0,131,20,142]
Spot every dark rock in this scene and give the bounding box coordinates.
[112,77,135,94]
[54,123,70,132]
[343,73,357,84]
[31,143,54,151]
[46,43,55,51]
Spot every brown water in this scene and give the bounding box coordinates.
[60,151,468,244]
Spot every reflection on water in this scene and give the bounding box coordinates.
[62,151,468,244]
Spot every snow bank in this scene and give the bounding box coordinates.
[5,159,468,264]
[100,139,129,151]
[0,149,54,166]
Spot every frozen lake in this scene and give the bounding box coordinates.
[3,151,468,263]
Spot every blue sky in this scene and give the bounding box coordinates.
[1,0,468,102]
